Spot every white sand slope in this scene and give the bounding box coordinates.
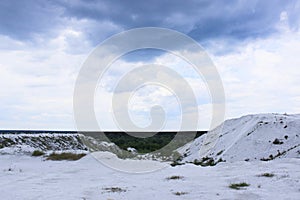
[181,113,300,163]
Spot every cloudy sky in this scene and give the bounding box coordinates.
[0,0,300,131]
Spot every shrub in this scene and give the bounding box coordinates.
[258,173,275,177]
[229,182,250,190]
[46,152,86,161]
[103,187,126,193]
[216,150,224,156]
[193,157,220,166]
[273,138,283,145]
[173,192,188,196]
[170,160,184,167]
[166,175,184,180]
[32,150,45,157]
[261,150,287,161]
[193,159,202,166]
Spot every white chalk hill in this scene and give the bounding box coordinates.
[180,113,300,163]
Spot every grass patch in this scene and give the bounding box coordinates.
[166,175,184,180]
[258,173,275,177]
[173,191,188,196]
[193,157,215,166]
[32,150,45,157]
[103,187,126,193]
[261,150,287,161]
[192,157,225,167]
[46,152,86,161]
[229,182,250,190]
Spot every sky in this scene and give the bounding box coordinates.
[0,0,300,131]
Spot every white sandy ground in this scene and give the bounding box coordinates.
[0,153,299,200]
[91,152,169,173]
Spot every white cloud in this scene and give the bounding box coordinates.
[212,27,300,119]
[0,30,87,130]
[1,16,300,131]
[93,51,213,131]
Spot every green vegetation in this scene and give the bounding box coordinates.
[31,150,45,157]
[229,182,250,190]
[46,152,86,161]
[103,131,206,153]
[166,175,184,180]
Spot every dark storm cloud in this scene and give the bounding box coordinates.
[0,0,63,41]
[0,0,299,44]
[56,0,299,41]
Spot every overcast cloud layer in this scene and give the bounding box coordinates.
[0,0,300,130]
